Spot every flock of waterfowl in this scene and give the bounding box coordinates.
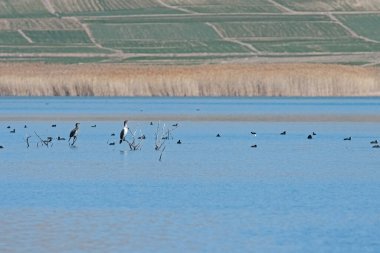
[1,120,380,150]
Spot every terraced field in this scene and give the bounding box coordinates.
[0,0,379,65]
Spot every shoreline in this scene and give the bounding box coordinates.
[0,63,379,97]
[2,114,380,122]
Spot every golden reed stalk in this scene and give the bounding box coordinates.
[0,63,379,96]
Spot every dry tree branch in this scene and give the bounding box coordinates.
[125,128,144,151]
[33,131,54,147]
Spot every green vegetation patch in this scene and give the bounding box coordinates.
[247,38,380,53]
[337,14,380,41]
[0,31,28,45]
[82,14,330,24]
[90,23,220,41]
[23,30,92,44]
[50,0,182,16]
[0,46,112,54]
[214,21,350,38]
[0,56,109,64]
[0,0,52,18]
[184,5,281,13]
[105,40,250,54]
[275,0,380,11]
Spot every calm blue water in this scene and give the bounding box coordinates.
[0,97,380,253]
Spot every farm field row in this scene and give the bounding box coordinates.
[0,0,379,64]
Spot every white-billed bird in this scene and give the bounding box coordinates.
[68,123,80,145]
[119,120,128,144]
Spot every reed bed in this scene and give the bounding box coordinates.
[0,63,379,96]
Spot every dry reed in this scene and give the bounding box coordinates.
[0,63,379,96]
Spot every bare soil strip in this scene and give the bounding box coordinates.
[156,0,196,14]
[17,30,34,44]
[266,0,296,13]
[40,0,57,16]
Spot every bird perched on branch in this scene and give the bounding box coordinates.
[119,120,128,144]
[68,123,80,145]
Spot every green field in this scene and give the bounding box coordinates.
[0,0,379,65]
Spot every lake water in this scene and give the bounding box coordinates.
[0,97,380,252]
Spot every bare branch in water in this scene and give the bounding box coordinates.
[155,121,180,150]
[159,146,166,162]
[25,135,31,148]
[125,128,144,151]
[34,131,53,147]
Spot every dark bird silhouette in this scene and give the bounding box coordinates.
[251,144,257,148]
[68,123,80,145]
[24,125,27,128]
[57,136,66,141]
[109,142,115,146]
[307,134,312,139]
[344,137,351,141]
[370,140,378,144]
[250,131,256,135]
[10,129,15,133]
[51,124,56,128]
[312,132,317,136]
[172,123,179,127]
[119,120,128,144]
[6,126,10,129]
[280,131,286,135]
[150,122,153,126]
[111,133,115,136]
[138,134,146,140]
[91,125,96,128]
[216,134,221,137]
[373,145,380,148]
[0,145,4,149]
[177,140,182,144]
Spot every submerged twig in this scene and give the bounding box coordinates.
[25,135,31,148]
[159,146,166,162]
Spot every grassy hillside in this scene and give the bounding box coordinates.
[0,0,379,65]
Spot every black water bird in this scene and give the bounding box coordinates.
[307,134,312,139]
[0,145,3,149]
[138,135,146,140]
[57,136,66,141]
[370,140,378,144]
[109,142,115,146]
[150,122,153,126]
[177,140,182,144]
[280,131,286,135]
[312,132,317,136]
[24,125,27,128]
[91,125,96,128]
[51,124,56,128]
[172,123,179,127]
[68,123,80,145]
[216,134,221,137]
[10,129,15,133]
[111,133,115,136]
[250,131,256,135]
[119,120,128,144]
[251,144,257,148]
[344,137,351,141]
[373,145,380,148]
[6,126,10,129]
